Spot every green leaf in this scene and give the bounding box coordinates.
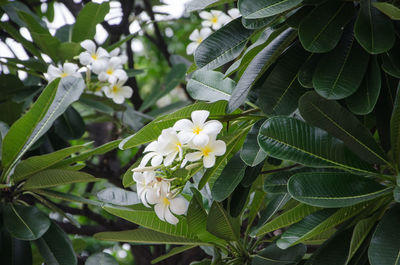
[229,184,251,217]
[288,172,391,208]
[257,193,291,227]
[96,187,140,206]
[286,6,313,29]
[94,228,205,245]
[57,42,82,62]
[369,204,400,265]
[346,55,381,115]
[241,162,264,187]
[187,70,235,103]
[228,28,297,112]
[354,0,395,54]
[103,205,198,239]
[206,201,239,241]
[238,0,302,19]
[253,203,320,237]
[34,222,77,265]
[22,169,100,190]
[13,145,86,182]
[312,25,369,100]
[54,106,85,141]
[373,2,400,20]
[71,2,110,42]
[252,243,306,265]
[3,204,50,240]
[0,227,33,265]
[151,245,196,264]
[120,101,228,150]
[257,42,310,115]
[381,43,400,78]
[85,253,118,265]
[241,16,276,29]
[195,18,254,70]
[258,116,375,174]
[298,1,354,53]
[185,0,233,12]
[212,153,247,201]
[34,189,102,207]
[2,76,85,179]
[299,91,389,165]
[391,82,400,168]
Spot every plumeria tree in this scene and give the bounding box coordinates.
[1,0,400,264]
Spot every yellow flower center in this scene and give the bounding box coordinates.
[193,126,202,135]
[197,37,203,44]
[95,86,102,92]
[211,16,218,24]
[175,142,181,151]
[91,53,98,60]
[112,85,119,93]
[60,72,68,78]
[162,197,170,206]
[201,146,212,157]
[106,69,113,75]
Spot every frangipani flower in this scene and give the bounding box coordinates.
[79,40,109,74]
[185,136,226,168]
[227,8,241,20]
[110,48,128,64]
[173,110,223,147]
[98,57,127,83]
[199,10,230,30]
[140,140,167,167]
[102,77,133,104]
[158,128,183,166]
[133,171,157,207]
[186,28,212,55]
[45,63,81,82]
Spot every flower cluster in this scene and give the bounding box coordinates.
[186,8,240,55]
[44,40,132,104]
[132,110,226,224]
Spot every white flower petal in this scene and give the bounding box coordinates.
[228,8,240,19]
[199,27,212,38]
[193,134,209,147]
[189,29,200,41]
[203,120,223,135]
[177,131,194,144]
[110,48,120,57]
[80,40,96,53]
[185,152,203,162]
[97,47,110,58]
[201,21,212,27]
[199,11,212,19]
[113,95,125,104]
[114,69,127,80]
[212,140,226,156]
[47,65,61,79]
[191,110,209,126]
[151,154,163,166]
[144,141,158,152]
[63,62,78,73]
[79,52,92,66]
[170,196,189,215]
[92,59,108,74]
[164,151,178,166]
[154,203,166,221]
[173,119,193,131]
[146,189,160,205]
[120,86,133,98]
[140,152,156,167]
[203,155,216,168]
[164,206,179,225]
[186,42,198,55]
[98,72,108,82]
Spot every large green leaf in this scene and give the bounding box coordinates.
[94,228,206,245]
[298,53,320,88]
[103,205,197,239]
[212,153,247,201]
[391,82,400,168]
[0,227,33,265]
[241,16,276,29]
[206,201,240,241]
[299,1,354,53]
[71,2,110,42]
[373,2,400,20]
[22,169,100,190]
[252,243,306,265]
[258,117,375,174]
[3,204,50,240]
[346,56,381,115]
[312,25,370,100]
[240,120,268,167]
[381,43,400,78]
[151,245,196,264]
[238,0,302,19]
[185,0,233,12]
[195,18,254,70]
[2,76,85,180]
[96,187,140,206]
[228,28,296,112]
[12,145,86,182]
[34,189,102,207]
[288,172,391,208]
[369,204,400,265]
[120,101,227,150]
[187,70,235,103]
[257,193,291,227]
[354,0,395,54]
[299,91,389,165]
[34,222,77,265]
[257,42,310,115]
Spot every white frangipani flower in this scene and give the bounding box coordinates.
[45,63,81,82]
[98,57,127,83]
[158,128,184,166]
[199,10,230,30]
[185,136,226,168]
[79,40,109,74]
[110,48,128,64]
[102,77,133,104]
[133,171,157,207]
[140,140,167,167]
[227,8,241,20]
[173,110,223,147]
[186,28,212,55]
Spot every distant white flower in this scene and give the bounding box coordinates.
[133,171,157,207]
[79,40,109,74]
[185,136,226,168]
[227,8,241,20]
[110,48,128,64]
[173,110,223,147]
[186,28,212,55]
[98,57,127,83]
[140,140,166,167]
[199,10,230,30]
[102,77,133,104]
[45,63,81,82]
[158,128,183,166]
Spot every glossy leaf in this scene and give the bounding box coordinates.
[22,169,100,190]
[346,56,381,115]
[354,0,395,54]
[391,82,400,167]
[206,201,239,241]
[257,193,291,227]
[85,253,118,265]
[241,16,276,29]
[240,120,268,166]
[298,53,321,88]
[373,2,400,20]
[0,228,33,265]
[97,187,140,206]
[312,25,369,100]
[258,116,375,174]
[241,162,264,187]
[381,42,400,78]
[238,0,302,19]
[299,1,354,53]
[229,184,250,217]
[195,18,254,70]
[185,0,233,13]
[252,243,306,265]
[288,172,391,208]
[151,245,196,264]
[299,91,388,165]
[187,70,235,103]
[54,106,85,141]
[3,204,50,240]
